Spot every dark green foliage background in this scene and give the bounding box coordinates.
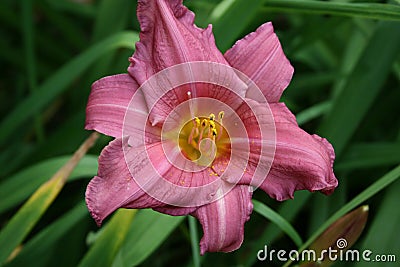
[0,0,399,266]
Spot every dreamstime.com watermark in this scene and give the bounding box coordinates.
[257,238,397,263]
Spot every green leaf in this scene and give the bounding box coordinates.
[78,209,137,267]
[4,202,88,267]
[38,0,88,50]
[263,0,400,21]
[208,0,265,52]
[22,0,44,142]
[91,0,133,42]
[86,0,135,100]
[283,72,338,100]
[0,134,98,264]
[336,142,400,170]
[318,21,400,156]
[282,164,400,267]
[45,0,97,18]
[296,101,331,126]
[253,200,303,248]
[0,32,139,146]
[0,155,98,214]
[188,216,200,267]
[353,181,400,267]
[244,191,310,267]
[113,209,185,267]
[0,177,66,264]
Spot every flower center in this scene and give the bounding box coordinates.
[178,111,230,166]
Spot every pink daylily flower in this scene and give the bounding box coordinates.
[85,0,338,255]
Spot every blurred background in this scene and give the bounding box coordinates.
[0,0,399,266]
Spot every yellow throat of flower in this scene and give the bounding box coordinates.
[178,111,229,166]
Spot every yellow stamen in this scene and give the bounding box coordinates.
[209,120,216,130]
[194,117,200,127]
[201,119,208,128]
[208,121,216,139]
[178,111,229,165]
[209,113,215,121]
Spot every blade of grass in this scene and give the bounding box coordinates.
[84,0,134,103]
[336,142,400,170]
[0,133,98,264]
[0,142,35,180]
[307,195,330,238]
[185,1,216,28]
[0,0,74,65]
[0,154,98,214]
[330,23,372,100]
[0,31,139,146]
[244,191,310,267]
[262,0,400,21]
[78,209,137,267]
[38,0,88,50]
[91,0,132,42]
[113,209,185,266]
[253,200,303,248]
[45,0,97,18]
[282,164,400,267]
[21,0,44,142]
[188,216,200,267]
[296,101,331,126]
[352,181,400,267]
[4,202,87,267]
[283,72,338,100]
[208,0,265,52]
[318,21,400,157]
[0,111,100,177]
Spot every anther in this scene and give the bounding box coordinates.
[201,119,208,128]
[209,120,216,130]
[209,113,215,121]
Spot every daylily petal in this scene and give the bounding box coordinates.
[191,184,253,255]
[260,103,337,201]
[153,206,197,216]
[85,138,164,226]
[85,74,139,138]
[224,22,294,103]
[220,98,274,188]
[146,82,245,127]
[128,0,240,125]
[128,0,227,85]
[128,137,227,207]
